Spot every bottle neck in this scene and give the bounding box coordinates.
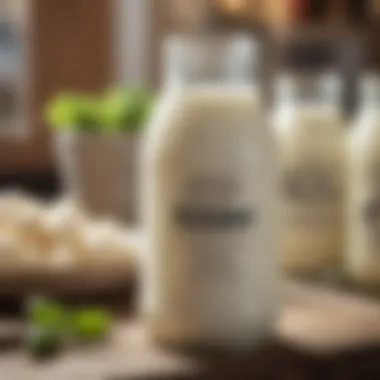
[164,34,257,89]
[166,76,254,89]
[277,95,341,115]
[275,74,341,113]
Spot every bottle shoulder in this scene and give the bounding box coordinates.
[143,88,274,166]
[275,104,345,130]
[275,115,346,149]
[145,87,267,141]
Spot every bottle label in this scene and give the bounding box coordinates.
[175,177,255,230]
[283,165,341,228]
[361,166,380,248]
[347,162,380,271]
[169,175,258,330]
[358,164,380,250]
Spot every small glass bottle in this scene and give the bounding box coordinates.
[346,74,380,287]
[142,35,279,351]
[274,72,346,276]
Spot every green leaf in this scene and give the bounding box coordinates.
[44,93,102,131]
[25,324,63,359]
[100,88,154,132]
[74,95,103,131]
[45,88,155,132]
[27,297,69,330]
[25,298,113,359]
[71,308,111,342]
[44,93,81,129]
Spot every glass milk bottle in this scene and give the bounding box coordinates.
[142,35,279,350]
[346,75,380,286]
[275,73,346,276]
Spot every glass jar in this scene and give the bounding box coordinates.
[274,72,346,276]
[142,35,279,350]
[346,74,380,287]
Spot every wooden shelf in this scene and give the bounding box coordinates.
[2,282,380,379]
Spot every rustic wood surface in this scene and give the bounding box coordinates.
[1,282,380,379]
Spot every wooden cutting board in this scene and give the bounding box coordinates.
[2,281,380,380]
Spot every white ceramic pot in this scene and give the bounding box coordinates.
[54,132,140,224]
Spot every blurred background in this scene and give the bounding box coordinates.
[2,1,380,378]
[0,0,377,188]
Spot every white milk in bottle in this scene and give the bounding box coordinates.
[275,73,346,275]
[142,35,279,349]
[346,74,380,286]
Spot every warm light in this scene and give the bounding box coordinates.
[219,0,247,13]
[372,0,380,15]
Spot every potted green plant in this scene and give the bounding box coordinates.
[45,89,154,224]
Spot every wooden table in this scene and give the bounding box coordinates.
[1,282,380,380]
